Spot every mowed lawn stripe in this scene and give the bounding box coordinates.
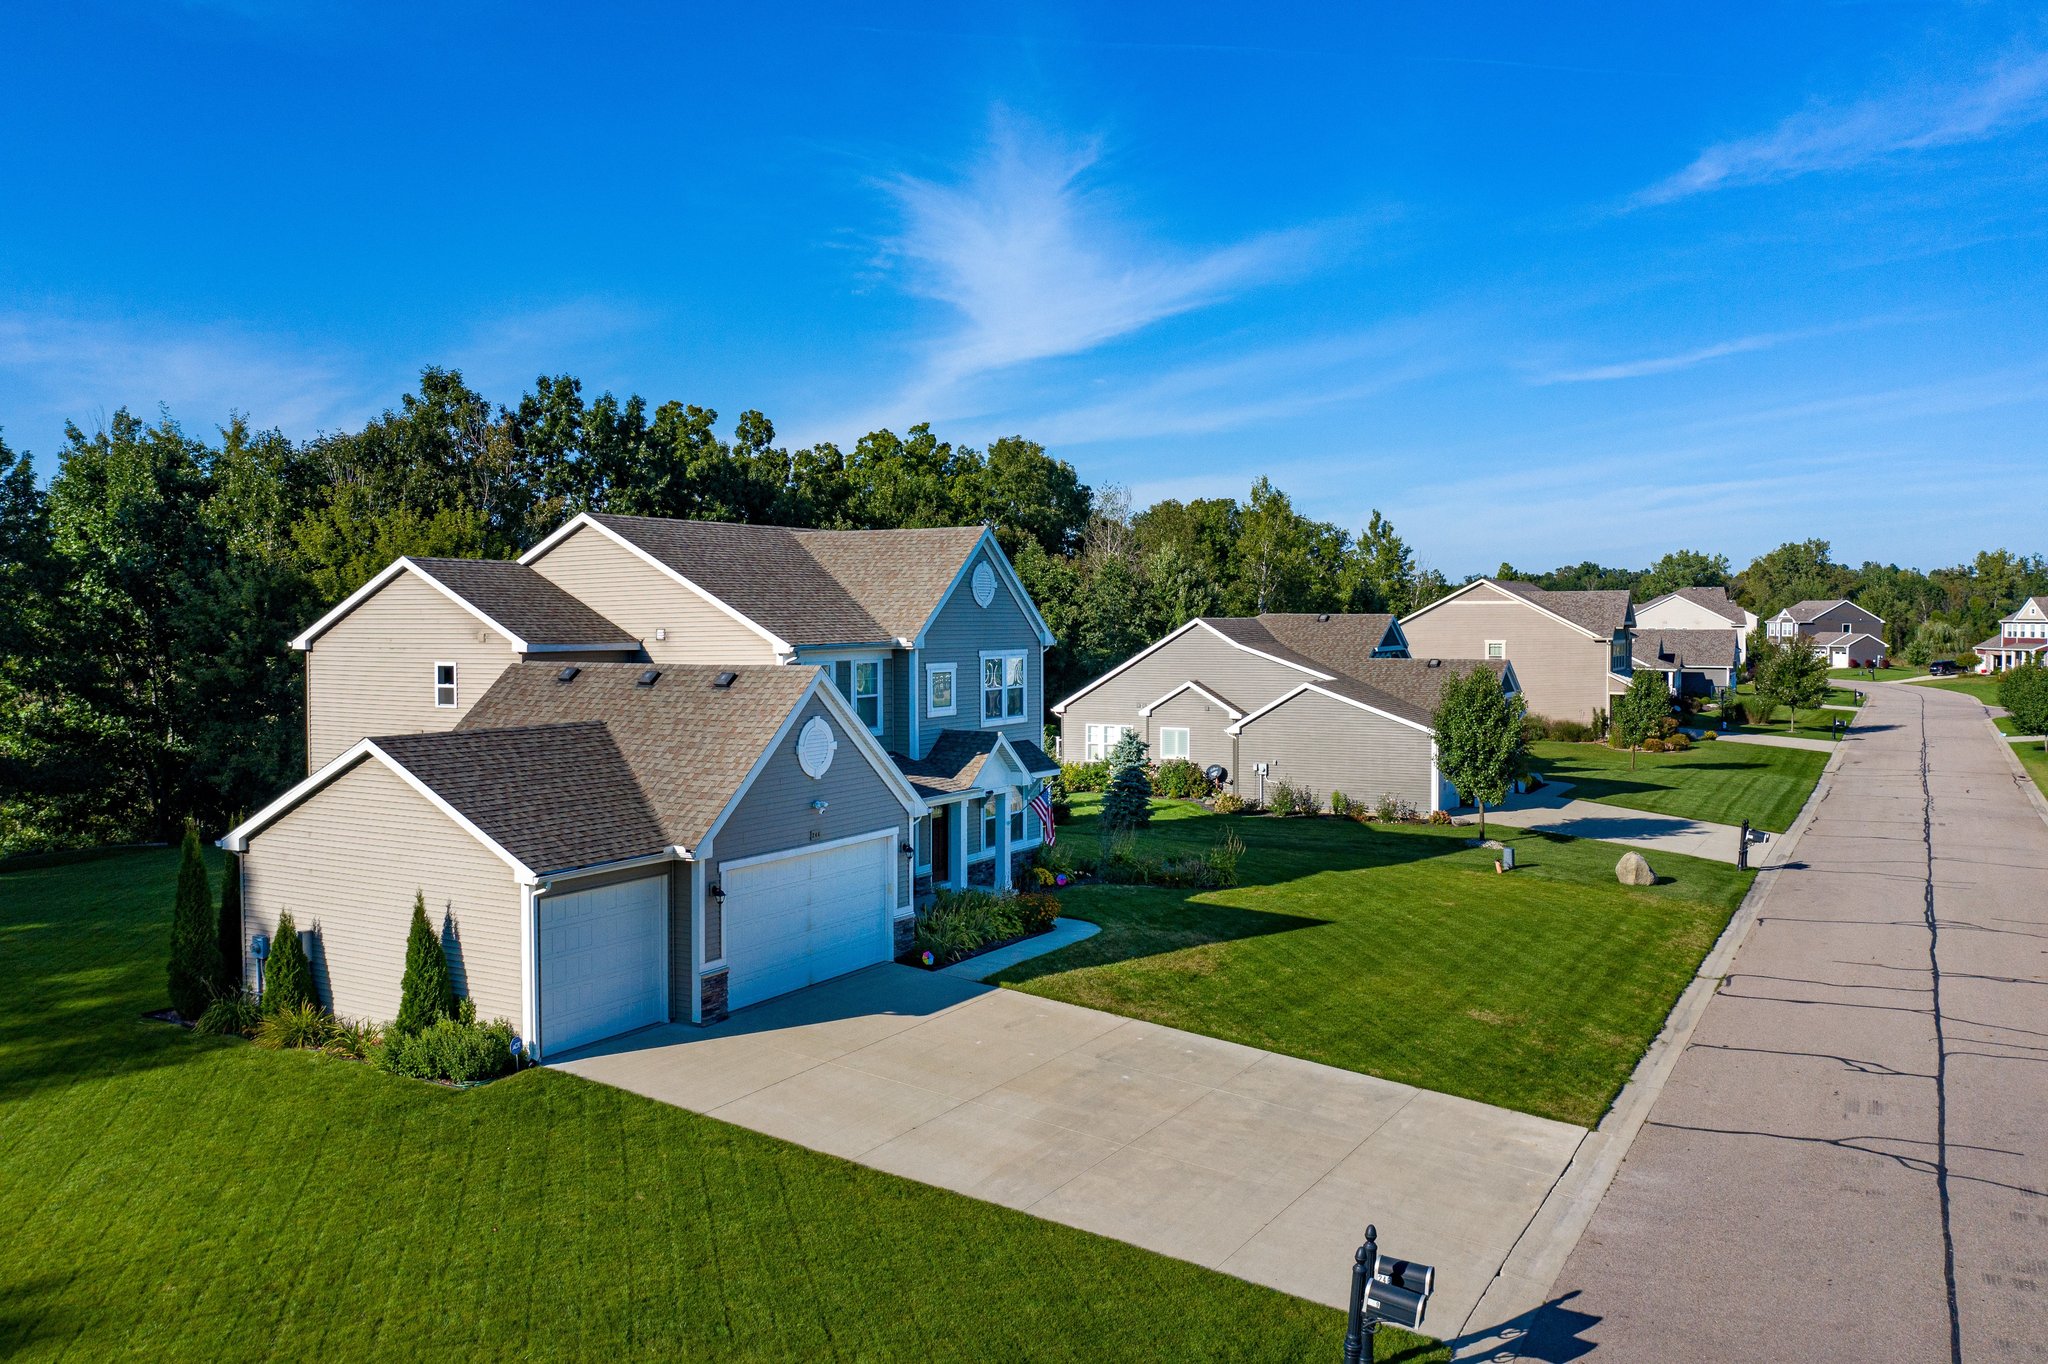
[1529,737,1826,832]
[0,849,1438,1362]
[1005,799,1750,1127]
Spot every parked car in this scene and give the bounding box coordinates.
[1928,659,1959,677]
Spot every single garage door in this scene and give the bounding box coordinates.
[539,874,667,1054]
[722,831,896,1011]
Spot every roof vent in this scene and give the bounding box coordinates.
[1427,658,1442,668]
[556,666,580,684]
[1318,613,1331,623]
[713,670,738,689]
[636,669,660,688]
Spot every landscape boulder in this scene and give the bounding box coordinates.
[1615,851,1656,886]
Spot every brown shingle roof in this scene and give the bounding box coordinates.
[1308,658,1516,727]
[408,558,637,648]
[1632,629,1738,671]
[891,730,1003,799]
[584,515,993,646]
[1197,617,1336,676]
[373,723,665,874]
[453,662,824,860]
[1196,614,1504,727]
[1252,613,1403,676]
[1494,581,1632,637]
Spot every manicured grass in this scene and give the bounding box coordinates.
[1914,675,2004,705]
[1831,665,1923,682]
[1530,738,1827,833]
[1715,683,1851,740]
[1004,798,1752,1128]
[2013,738,2048,790]
[1823,686,1864,707]
[1995,715,2044,738]
[0,849,1435,1362]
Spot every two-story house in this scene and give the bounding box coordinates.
[1397,579,1634,724]
[222,515,1057,1055]
[1764,599,1887,669]
[1973,596,2048,674]
[1629,586,1755,696]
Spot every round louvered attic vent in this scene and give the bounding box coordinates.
[797,716,838,779]
[972,560,996,607]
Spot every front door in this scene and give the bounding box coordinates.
[931,805,951,881]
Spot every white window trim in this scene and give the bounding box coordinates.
[433,661,458,709]
[979,649,1028,729]
[1485,640,1506,660]
[1159,726,1191,760]
[851,658,885,736]
[1084,722,1134,761]
[926,662,958,718]
[982,795,1001,849]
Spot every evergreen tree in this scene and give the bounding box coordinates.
[213,850,243,997]
[394,890,458,1036]
[166,820,220,1018]
[263,910,316,1013]
[1432,666,1528,840]
[1100,730,1153,831]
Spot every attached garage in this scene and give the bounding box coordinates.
[538,874,668,1054]
[719,831,896,1011]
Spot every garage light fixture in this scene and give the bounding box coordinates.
[709,882,725,902]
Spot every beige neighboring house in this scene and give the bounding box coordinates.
[1053,613,1517,813]
[226,514,1065,1052]
[1398,579,1634,724]
[1764,599,1888,668]
[1973,596,2048,674]
[1634,586,1758,668]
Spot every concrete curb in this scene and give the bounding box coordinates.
[1453,723,1858,1358]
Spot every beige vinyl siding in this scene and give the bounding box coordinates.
[526,524,779,666]
[240,758,524,1025]
[1401,595,1613,725]
[677,693,913,1001]
[304,570,520,771]
[1146,689,1238,786]
[1236,690,1435,812]
[917,547,1043,759]
[1059,626,1316,764]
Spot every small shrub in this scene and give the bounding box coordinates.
[1641,737,1667,753]
[263,911,317,1013]
[1266,781,1302,817]
[378,1016,516,1084]
[1014,893,1061,935]
[1666,733,1692,752]
[193,992,262,1038]
[1329,790,1351,818]
[1373,792,1417,823]
[1059,760,1109,794]
[324,1017,381,1061]
[1203,831,1245,889]
[913,888,1025,963]
[1153,758,1214,800]
[254,1002,334,1051]
[1038,840,1098,879]
[395,890,458,1038]
[1549,719,1592,743]
[1212,792,1247,815]
[1427,809,1452,825]
[1999,664,2048,736]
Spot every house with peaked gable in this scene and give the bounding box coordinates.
[1634,586,1757,669]
[1397,579,1633,724]
[1764,599,1888,668]
[223,515,1062,1054]
[1973,596,2048,674]
[1053,612,1517,813]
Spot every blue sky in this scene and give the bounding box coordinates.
[3,3,2045,575]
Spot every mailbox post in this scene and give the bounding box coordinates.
[1343,1225,1434,1362]
[1738,818,1750,871]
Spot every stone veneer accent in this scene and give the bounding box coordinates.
[967,859,996,888]
[698,968,729,1025]
[894,914,916,955]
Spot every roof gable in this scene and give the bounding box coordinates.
[1403,578,1628,639]
[289,555,636,652]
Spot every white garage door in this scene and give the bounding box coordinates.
[722,831,896,1011]
[539,875,667,1055]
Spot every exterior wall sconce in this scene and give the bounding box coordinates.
[709,883,725,902]
[810,799,829,812]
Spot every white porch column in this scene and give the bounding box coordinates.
[946,800,969,890]
[992,791,1012,891]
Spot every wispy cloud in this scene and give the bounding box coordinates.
[1634,48,2048,206]
[1534,327,1819,384]
[876,113,1318,409]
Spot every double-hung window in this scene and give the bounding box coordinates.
[1159,726,1191,760]
[983,796,1001,849]
[433,662,457,708]
[926,663,957,718]
[980,650,1026,726]
[1084,723,1132,761]
[831,659,884,734]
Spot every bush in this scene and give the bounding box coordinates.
[378,1015,517,1083]
[263,910,317,1013]
[1373,793,1417,824]
[1549,719,1593,743]
[1153,758,1214,800]
[166,821,220,1021]
[324,1017,381,1061]
[1059,760,1109,793]
[913,888,1025,963]
[1427,809,1453,825]
[1212,792,1248,815]
[254,1001,334,1050]
[1998,664,2048,737]
[1329,790,1351,818]
[1203,831,1245,888]
[1641,737,1667,753]
[193,992,262,1038]
[1666,733,1692,752]
[395,890,458,1038]
[1267,780,1320,816]
[213,850,242,997]
[1037,839,1098,879]
[1014,893,1061,935]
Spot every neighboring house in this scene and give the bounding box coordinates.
[1397,579,1633,725]
[1634,586,1757,669]
[228,514,1062,1050]
[1632,630,1738,697]
[1764,599,1888,668]
[1052,613,1517,813]
[1973,596,2048,673]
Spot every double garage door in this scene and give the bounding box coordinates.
[722,832,897,1012]
[539,875,667,1055]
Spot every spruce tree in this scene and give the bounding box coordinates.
[264,910,316,1013]
[394,890,458,1036]
[213,851,243,997]
[166,821,221,1019]
[1100,730,1153,831]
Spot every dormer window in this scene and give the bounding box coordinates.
[433,662,457,708]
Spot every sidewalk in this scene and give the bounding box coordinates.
[1479,780,1745,865]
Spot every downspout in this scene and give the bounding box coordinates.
[907,646,920,759]
[520,882,540,1060]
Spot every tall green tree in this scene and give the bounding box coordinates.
[1353,509,1417,614]
[394,890,459,1036]
[1737,540,1854,620]
[214,851,243,997]
[1636,550,1731,600]
[167,821,220,1018]
[1755,641,1829,733]
[1611,671,1669,770]
[1100,730,1153,832]
[1431,666,1528,839]
[263,910,316,1013]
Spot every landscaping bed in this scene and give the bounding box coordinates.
[1000,795,1753,1128]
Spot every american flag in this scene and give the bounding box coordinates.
[1029,784,1056,846]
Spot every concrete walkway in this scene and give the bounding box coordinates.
[554,964,1583,1332]
[2005,732,2045,745]
[1480,780,1746,864]
[940,917,1098,980]
[1715,731,1837,752]
[1516,681,2048,1361]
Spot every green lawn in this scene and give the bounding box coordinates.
[1004,798,1752,1128]
[1530,738,1827,833]
[1831,665,1923,682]
[2013,738,2048,789]
[0,849,1436,1362]
[1712,682,1851,741]
[1913,675,2004,705]
[1823,686,1865,707]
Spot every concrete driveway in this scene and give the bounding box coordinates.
[555,965,1583,1330]
[1482,780,1746,863]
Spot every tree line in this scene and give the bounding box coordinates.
[1,365,2039,856]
